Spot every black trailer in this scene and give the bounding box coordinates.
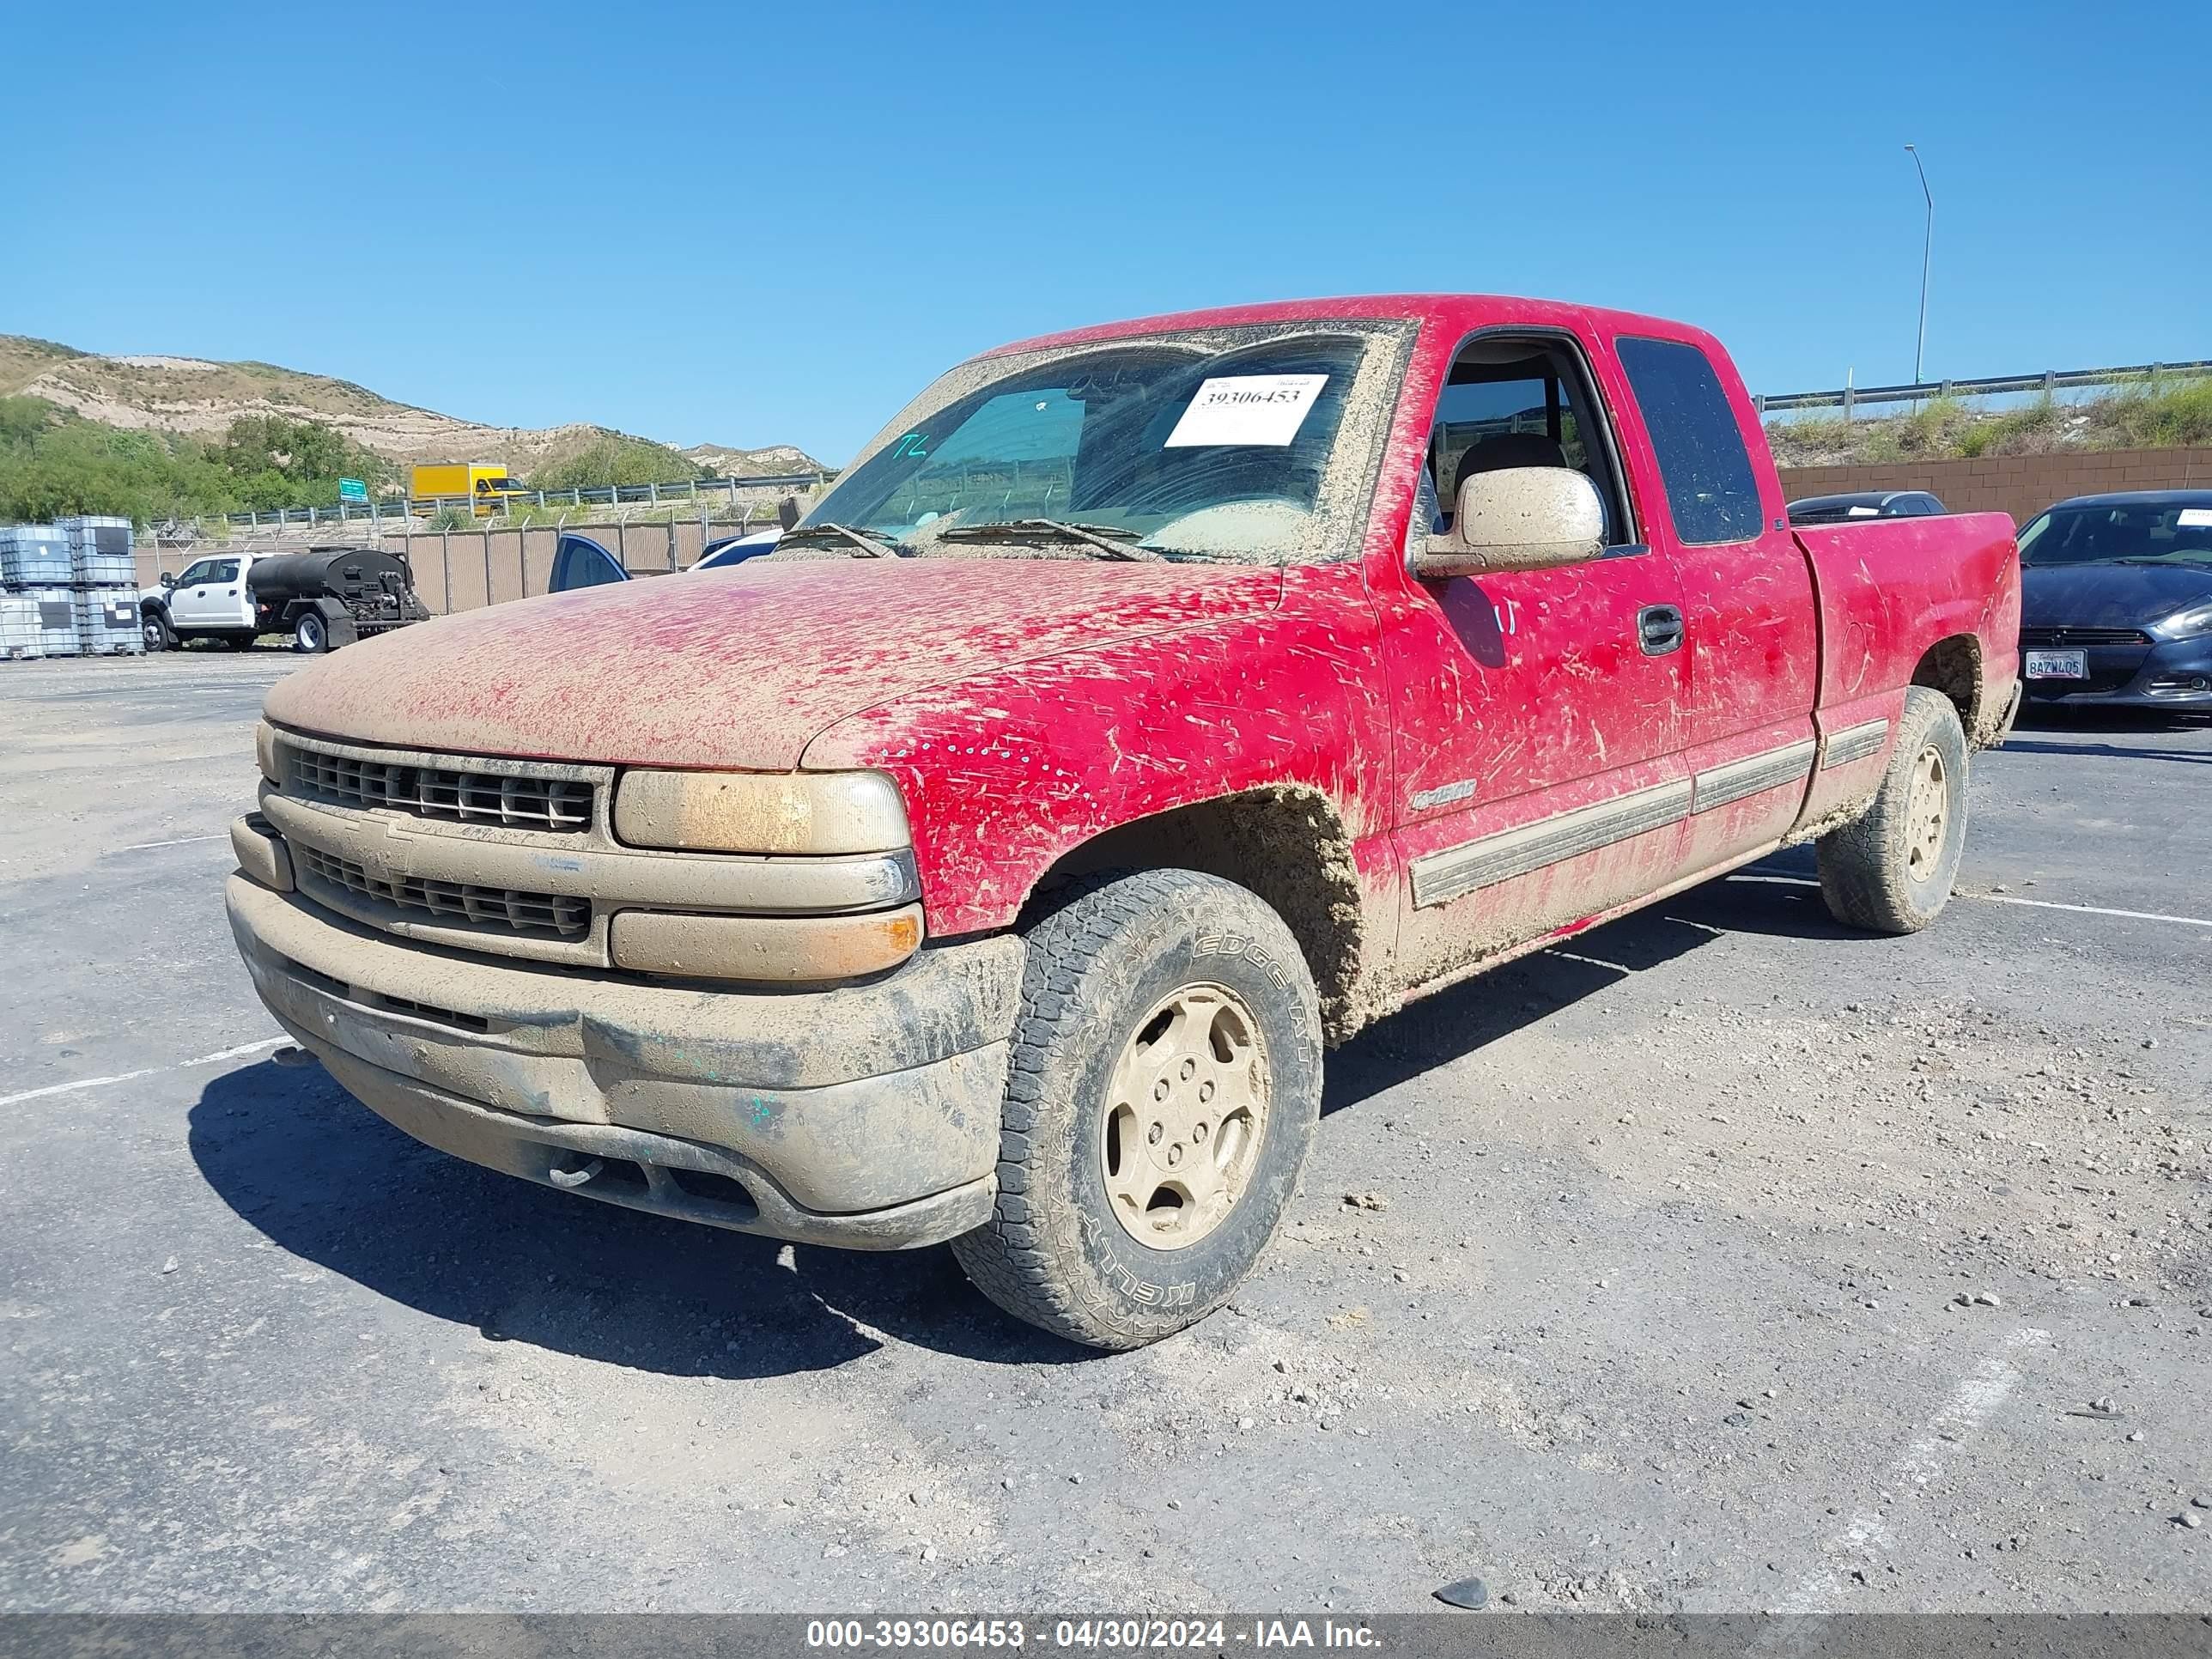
[247,545,433,654]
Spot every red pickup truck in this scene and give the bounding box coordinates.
[228,295,2021,1349]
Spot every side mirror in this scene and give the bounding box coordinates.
[159,572,176,588]
[1413,465,1606,580]
[776,495,801,532]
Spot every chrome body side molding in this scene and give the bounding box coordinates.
[1692,739,1818,813]
[1822,719,1890,769]
[1410,778,1693,908]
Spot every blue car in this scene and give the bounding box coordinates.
[2018,489,2212,713]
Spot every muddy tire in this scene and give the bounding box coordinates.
[951,869,1322,1350]
[1817,685,1969,934]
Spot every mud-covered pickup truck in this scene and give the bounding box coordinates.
[228,295,2021,1348]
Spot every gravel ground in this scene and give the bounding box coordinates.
[1,651,2206,1613]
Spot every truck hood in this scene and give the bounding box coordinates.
[263,556,1285,769]
[2021,562,2212,632]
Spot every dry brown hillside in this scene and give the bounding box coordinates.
[0,333,823,477]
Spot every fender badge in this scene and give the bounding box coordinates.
[1410,778,1478,812]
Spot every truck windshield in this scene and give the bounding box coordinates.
[784,323,1407,564]
[2020,501,2212,567]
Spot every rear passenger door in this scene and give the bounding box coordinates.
[1610,335,1819,872]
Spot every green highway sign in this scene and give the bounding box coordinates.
[337,477,368,503]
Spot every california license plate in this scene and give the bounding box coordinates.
[2025,648,2087,680]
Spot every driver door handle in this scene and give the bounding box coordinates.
[1638,604,1686,656]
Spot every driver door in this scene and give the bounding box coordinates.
[1379,331,1693,989]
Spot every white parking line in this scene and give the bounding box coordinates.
[120,833,226,852]
[1773,1327,2051,1616]
[0,1038,285,1108]
[1735,870,2212,929]
[1963,892,2212,928]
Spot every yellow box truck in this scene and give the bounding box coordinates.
[410,463,526,517]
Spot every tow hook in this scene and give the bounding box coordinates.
[270,1045,319,1069]
[546,1158,604,1189]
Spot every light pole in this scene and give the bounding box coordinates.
[1905,144,1933,385]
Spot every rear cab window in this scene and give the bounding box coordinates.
[1614,337,1765,546]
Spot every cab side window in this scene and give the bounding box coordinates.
[1425,337,1636,548]
[177,560,216,586]
[1614,337,1763,546]
[210,559,240,582]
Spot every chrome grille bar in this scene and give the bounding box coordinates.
[282,739,592,831]
[295,845,590,940]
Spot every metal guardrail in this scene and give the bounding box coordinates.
[207,470,833,532]
[1757,360,2212,416]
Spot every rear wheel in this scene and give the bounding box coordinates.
[292,613,327,654]
[951,869,1322,1350]
[1817,685,1969,933]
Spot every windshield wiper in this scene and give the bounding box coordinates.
[939,519,1164,562]
[779,522,904,558]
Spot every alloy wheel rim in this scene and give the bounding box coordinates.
[1905,744,1948,879]
[1098,981,1270,1251]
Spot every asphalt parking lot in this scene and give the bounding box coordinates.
[2,652,2207,1614]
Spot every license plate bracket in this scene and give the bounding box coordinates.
[2025,648,2087,680]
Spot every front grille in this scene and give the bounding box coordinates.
[283,742,592,832]
[295,845,590,940]
[2021,626,2151,648]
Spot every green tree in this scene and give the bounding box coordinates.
[204,415,393,509]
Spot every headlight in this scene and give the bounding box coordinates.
[613,769,909,855]
[256,721,283,784]
[2163,600,2212,640]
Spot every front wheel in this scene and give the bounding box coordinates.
[292,613,327,654]
[1817,684,1969,933]
[141,611,174,653]
[951,869,1322,1350]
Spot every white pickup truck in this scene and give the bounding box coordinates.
[141,551,270,652]
[143,545,430,653]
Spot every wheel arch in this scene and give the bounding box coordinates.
[1910,634,1984,733]
[1019,785,1367,1042]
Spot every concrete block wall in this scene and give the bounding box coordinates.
[1778,446,2212,527]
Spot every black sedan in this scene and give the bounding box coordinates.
[1787,489,1946,526]
[2018,489,2212,712]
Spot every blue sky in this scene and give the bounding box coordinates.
[6,0,2206,464]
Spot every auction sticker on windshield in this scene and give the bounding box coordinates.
[1164,374,1328,447]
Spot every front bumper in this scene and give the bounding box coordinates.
[227,870,1024,1250]
[2023,635,2212,708]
